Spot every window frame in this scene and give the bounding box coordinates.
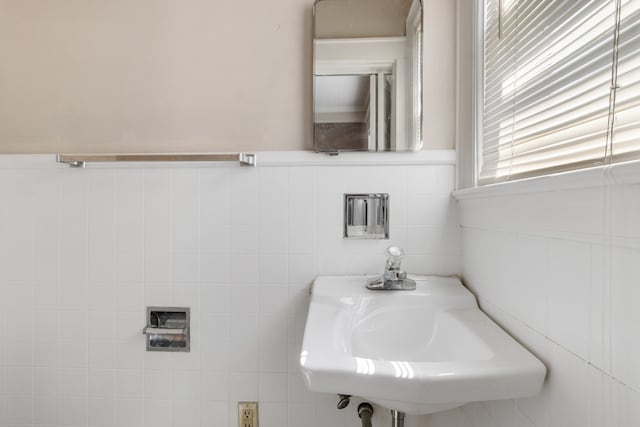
[469,0,635,188]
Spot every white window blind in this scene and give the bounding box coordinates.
[480,0,640,185]
[612,0,640,162]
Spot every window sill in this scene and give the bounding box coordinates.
[452,160,640,201]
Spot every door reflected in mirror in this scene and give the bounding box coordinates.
[313,0,423,152]
[314,74,391,151]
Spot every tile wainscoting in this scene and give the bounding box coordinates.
[431,170,640,427]
[0,152,459,427]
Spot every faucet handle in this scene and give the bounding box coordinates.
[385,245,404,271]
[386,245,404,258]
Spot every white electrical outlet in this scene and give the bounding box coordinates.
[238,402,258,427]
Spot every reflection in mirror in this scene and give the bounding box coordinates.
[314,74,391,151]
[313,0,423,152]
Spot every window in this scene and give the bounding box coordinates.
[478,0,640,185]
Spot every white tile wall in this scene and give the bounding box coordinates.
[0,155,458,427]
[428,175,640,427]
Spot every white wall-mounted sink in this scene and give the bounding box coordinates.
[299,275,546,415]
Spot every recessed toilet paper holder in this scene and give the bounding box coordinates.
[142,306,190,352]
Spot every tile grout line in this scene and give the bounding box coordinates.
[199,168,203,422]
[142,169,146,426]
[197,167,203,421]
[30,166,36,425]
[313,166,320,427]
[84,170,90,426]
[226,167,232,425]
[114,171,120,426]
[57,171,63,427]
[257,167,262,419]
[169,168,174,423]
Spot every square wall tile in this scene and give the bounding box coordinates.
[144,169,172,253]
[611,246,640,390]
[547,239,591,360]
[201,168,230,225]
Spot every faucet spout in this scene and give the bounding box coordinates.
[366,246,416,290]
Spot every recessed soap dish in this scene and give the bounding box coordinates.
[344,193,389,239]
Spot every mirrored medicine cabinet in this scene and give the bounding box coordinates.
[313,0,423,152]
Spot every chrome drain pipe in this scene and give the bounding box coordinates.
[390,410,405,427]
[358,403,374,427]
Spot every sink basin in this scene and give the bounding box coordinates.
[299,275,546,414]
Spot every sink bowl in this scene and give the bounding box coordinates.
[299,275,546,414]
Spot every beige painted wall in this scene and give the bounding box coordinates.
[0,0,455,153]
[423,0,456,151]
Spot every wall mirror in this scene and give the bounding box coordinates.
[313,0,423,152]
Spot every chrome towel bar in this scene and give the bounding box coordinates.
[56,152,256,168]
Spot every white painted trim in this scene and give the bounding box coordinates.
[454,0,480,191]
[256,150,455,166]
[0,155,59,169]
[0,150,456,170]
[454,0,462,189]
[608,159,640,185]
[452,166,605,199]
[452,159,640,200]
[472,0,483,189]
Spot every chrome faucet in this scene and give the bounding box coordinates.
[366,246,416,290]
